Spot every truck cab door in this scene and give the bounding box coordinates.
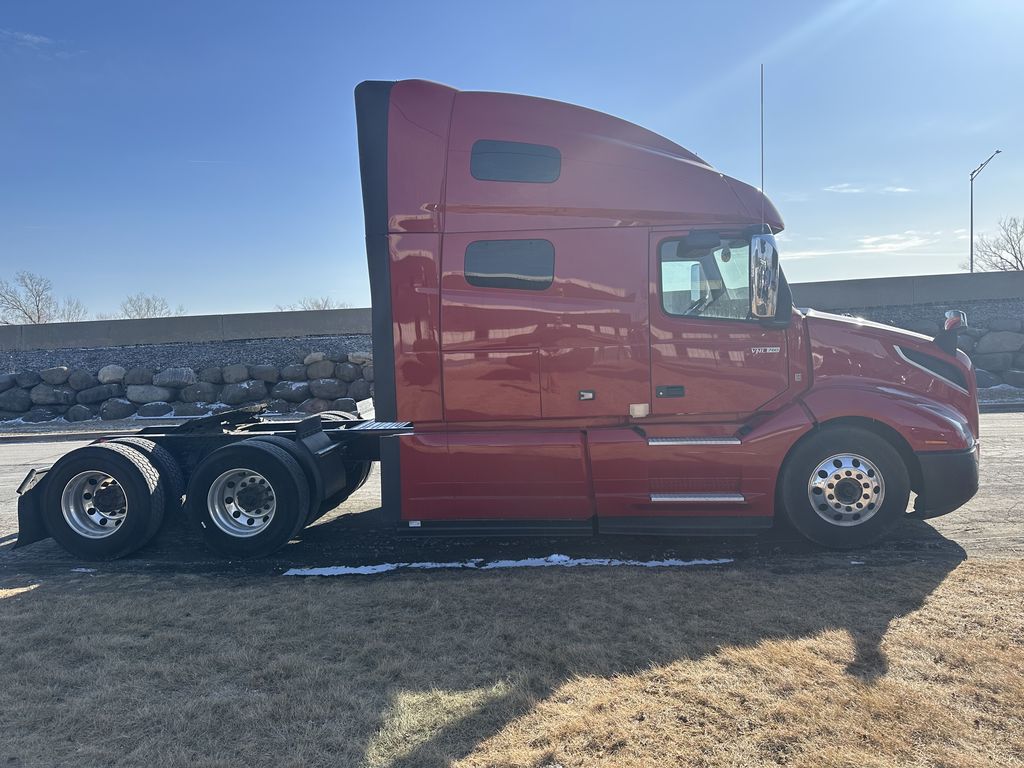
[648,231,789,417]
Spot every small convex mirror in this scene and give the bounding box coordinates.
[750,234,780,319]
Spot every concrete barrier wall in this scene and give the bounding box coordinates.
[789,271,1024,310]
[0,308,372,353]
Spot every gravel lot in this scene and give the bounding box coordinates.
[1,413,1021,578]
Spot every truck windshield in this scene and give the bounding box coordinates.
[660,237,751,320]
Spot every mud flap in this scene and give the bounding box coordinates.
[14,467,51,548]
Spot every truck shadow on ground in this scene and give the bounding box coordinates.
[353,531,965,768]
[0,525,966,767]
[0,503,960,576]
[292,503,958,570]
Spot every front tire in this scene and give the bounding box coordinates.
[779,426,910,549]
[185,440,310,559]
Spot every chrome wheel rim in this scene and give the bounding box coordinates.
[61,471,128,539]
[207,468,276,538]
[807,453,885,527]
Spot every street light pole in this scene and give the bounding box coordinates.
[969,149,1002,273]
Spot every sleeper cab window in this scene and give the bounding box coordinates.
[470,139,561,183]
[465,239,554,291]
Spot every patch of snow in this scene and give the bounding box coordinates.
[849,561,865,565]
[284,554,733,577]
[406,560,480,570]
[293,563,401,576]
[481,555,733,570]
[70,567,97,573]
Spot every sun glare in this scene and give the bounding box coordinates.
[0,585,39,600]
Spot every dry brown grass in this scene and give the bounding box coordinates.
[1,554,1022,768]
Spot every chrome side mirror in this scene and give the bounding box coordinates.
[943,310,967,331]
[750,233,780,319]
[935,310,968,355]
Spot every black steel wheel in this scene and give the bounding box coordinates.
[779,426,910,549]
[42,443,165,560]
[185,439,310,559]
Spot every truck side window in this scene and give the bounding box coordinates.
[660,238,751,320]
[471,140,561,183]
[465,239,555,291]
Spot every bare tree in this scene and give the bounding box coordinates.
[974,217,1024,272]
[275,295,350,311]
[116,293,187,319]
[56,297,90,323]
[0,271,88,324]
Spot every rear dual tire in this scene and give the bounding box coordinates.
[108,437,185,504]
[185,440,310,559]
[247,435,324,524]
[219,435,369,531]
[42,443,166,560]
[109,437,184,541]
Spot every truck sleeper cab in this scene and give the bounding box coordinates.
[358,79,978,549]
[13,79,979,560]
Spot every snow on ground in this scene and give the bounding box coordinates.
[283,553,734,577]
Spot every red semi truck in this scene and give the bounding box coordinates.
[15,79,980,560]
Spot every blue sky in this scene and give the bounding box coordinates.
[2,0,1021,315]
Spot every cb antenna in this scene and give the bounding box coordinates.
[760,63,765,234]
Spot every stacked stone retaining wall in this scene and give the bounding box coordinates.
[0,349,374,423]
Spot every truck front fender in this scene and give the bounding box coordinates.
[799,385,975,453]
